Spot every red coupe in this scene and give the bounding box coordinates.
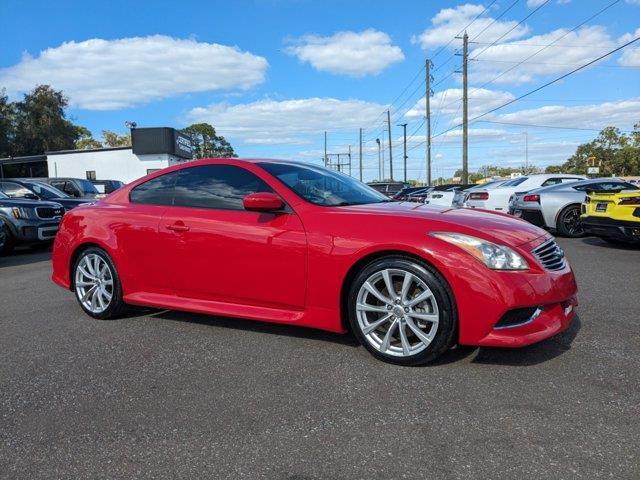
[52,159,578,365]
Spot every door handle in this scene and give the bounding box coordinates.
[166,223,190,232]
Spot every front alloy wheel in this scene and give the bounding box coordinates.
[348,257,456,365]
[73,247,125,319]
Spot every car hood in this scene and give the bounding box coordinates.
[55,197,94,207]
[0,198,63,209]
[335,201,547,247]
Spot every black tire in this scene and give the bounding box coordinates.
[72,247,126,320]
[556,204,584,237]
[0,223,14,255]
[347,256,457,366]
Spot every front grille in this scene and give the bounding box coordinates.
[532,238,566,271]
[35,207,64,219]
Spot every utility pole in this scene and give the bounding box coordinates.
[398,123,408,183]
[462,32,469,184]
[348,145,352,176]
[359,128,363,181]
[376,138,381,180]
[425,59,432,186]
[381,137,385,179]
[324,131,327,166]
[386,110,393,181]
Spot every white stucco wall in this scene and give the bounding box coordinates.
[47,148,187,184]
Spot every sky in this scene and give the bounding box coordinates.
[1,0,639,182]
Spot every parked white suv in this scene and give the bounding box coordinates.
[464,174,586,212]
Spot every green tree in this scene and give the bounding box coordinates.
[12,85,80,156]
[560,125,640,176]
[182,122,236,158]
[0,90,15,157]
[101,130,131,147]
[75,126,103,150]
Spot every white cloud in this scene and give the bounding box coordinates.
[0,35,268,110]
[285,29,404,76]
[619,29,640,66]
[470,26,615,84]
[405,88,515,124]
[625,0,640,4]
[494,97,640,130]
[412,4,530,49]
[186,97,387,145]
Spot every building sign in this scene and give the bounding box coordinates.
[587,167,600,175]
[173,130,193,159]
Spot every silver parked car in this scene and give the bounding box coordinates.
[452,179,508,208]
[508,178,639,237]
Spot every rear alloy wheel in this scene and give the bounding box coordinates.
[348,257,456,366]
[73,247,125,319]
[557,205,584,238]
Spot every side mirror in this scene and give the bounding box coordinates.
[24,193,40,200]
[243,192,284,212]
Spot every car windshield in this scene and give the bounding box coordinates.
[259,162,390,206]
[25,181,71,199]
[78,179,99,195]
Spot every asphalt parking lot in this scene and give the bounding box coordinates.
[1,238,639,480]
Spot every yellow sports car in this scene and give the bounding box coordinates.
[581,189,640,243]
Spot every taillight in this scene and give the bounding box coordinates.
[523,194,540,203]
[469,192,489,200]
[619,197,640,205]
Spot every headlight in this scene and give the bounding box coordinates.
[12,207,31,219]
[430,232,529,270]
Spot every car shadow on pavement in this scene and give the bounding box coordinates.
[0,248,52,269]
[470,315,582,366]
[149,309,361,347]
[580,237,640,250]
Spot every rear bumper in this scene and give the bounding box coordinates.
[582,216,640,243]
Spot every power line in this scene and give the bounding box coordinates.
[470,0,622,88]
[477,119,635,132]
[469,0,520,42]
[471,0,551,60]
[434,35,640,139]
[437,0,623,113]
[431,0,499,60]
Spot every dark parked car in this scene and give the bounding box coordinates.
[38,178,101,199]
[1,179,93,210]
[0,191,64,254]
[90,179,125,196]
[393,186,428,201]
[405,187,433,203]
[367,181,407,197]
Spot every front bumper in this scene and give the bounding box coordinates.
[448,237,578,348]
[7,219,60,243]
[582,216,640,243]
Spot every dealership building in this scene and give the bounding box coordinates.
[0,127,193,184]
